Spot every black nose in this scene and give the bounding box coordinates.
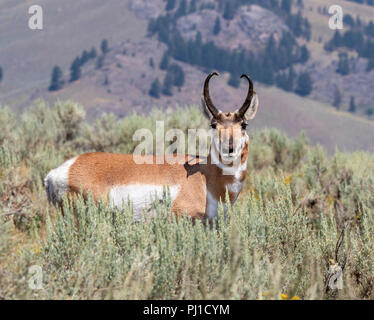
[229,137,234,154]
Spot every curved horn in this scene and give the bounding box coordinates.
[237,74,254,118]
[203,72,220,119]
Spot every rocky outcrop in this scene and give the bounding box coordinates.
[308,57,374,113]
[128,0,165,19]
[176,5,289,50]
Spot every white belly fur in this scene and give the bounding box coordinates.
[109,184,181,221]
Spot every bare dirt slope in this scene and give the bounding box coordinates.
[0,0,146,103]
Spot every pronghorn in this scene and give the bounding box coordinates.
[44,72,259,221]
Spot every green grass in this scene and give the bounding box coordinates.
[0,100,374,300]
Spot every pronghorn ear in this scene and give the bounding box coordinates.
[243,93,259,120]
[201,96,214,120]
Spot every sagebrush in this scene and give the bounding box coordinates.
[0,101,373,299]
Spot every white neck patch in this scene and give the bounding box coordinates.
[205,136,249,219]
[210,138,248,177]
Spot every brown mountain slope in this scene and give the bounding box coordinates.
[0,0,146,102]
[0,0,373,153]
[33,37,374,153]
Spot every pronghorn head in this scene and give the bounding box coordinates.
[201,72,259,163]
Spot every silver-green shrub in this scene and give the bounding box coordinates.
[0,100,373,299]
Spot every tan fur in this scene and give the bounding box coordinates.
[67,140,248,220]
[46,73,259,221]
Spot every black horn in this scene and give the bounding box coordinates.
[237,74,254,118]
[203,72,220,118]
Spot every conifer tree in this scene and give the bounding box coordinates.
[300,45,310,63]
[166,0,176,11]
[162,73,173,96]
[168,64,185,87]
[223,2,234,20]
[365,21,374,37]
[367,58,374,71]
[149,78,161,98]
[213,17,221,35]
[295,71,312,96]
[48,66,65,91]
[101,39,109,55]
[70,57,82,82]
[149,58,155,69]
[337,53,350,75]
[333,86,342,110]
[276,66,295,91]
[160,52,170,70]
[102,75,109,86]
[349,96,356,113]
[261,57,275,85]
[343,14,355,27]
[96,55,105,69]
[228,73,240,88]
[281,0,292,13]
[285,66,296,91]
[80,50,90,65]
[365,108,373,117]
[89,47,97,59]
[175,0,187,18]
[189,0,197,13]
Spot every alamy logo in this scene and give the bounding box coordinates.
[28,265,43,290]
[328,263,343,290]
[28,5,43,30]
[131,121,244,175]
[329,5,344,30]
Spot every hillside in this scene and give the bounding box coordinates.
[0,0,146,102]
[0,0,373,153]
[2,0,374,302]
[28,37,374,153]
[300,0,374,112]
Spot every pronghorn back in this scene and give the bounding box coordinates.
[45,153,208,220]
[44,72,259,221]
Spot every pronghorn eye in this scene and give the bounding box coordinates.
[241,122,248,130]
[211,123,217,129]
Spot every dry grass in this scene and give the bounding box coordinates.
[1,100,374,300]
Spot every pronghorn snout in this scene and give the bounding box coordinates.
[220,128,235,156]
[201,72,259,162]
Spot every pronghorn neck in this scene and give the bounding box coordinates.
[208,141,248,178]
[204,140,248,220]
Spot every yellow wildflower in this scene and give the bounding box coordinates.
[281,293,288,300]
[34,244,40,254]
[326,194,334,207]
[284,175,292,185]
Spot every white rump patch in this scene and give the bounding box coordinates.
[44,156,78,204]
[109,184,180,221]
